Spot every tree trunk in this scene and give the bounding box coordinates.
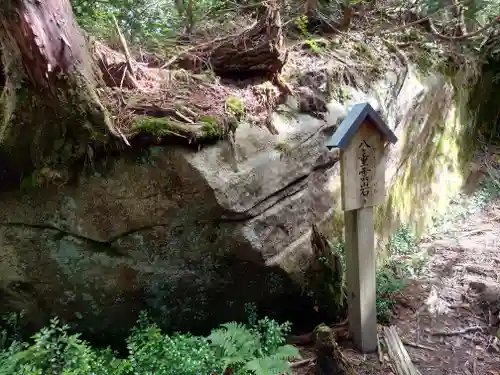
[0,0,124,186]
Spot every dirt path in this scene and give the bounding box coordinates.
[390,198,500,374]
[293,186,500,375]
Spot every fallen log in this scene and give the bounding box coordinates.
[170,4,287,77]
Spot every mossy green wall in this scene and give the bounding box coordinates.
[320,72,474,262]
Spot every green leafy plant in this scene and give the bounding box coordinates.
[375,268,407,323]
[303,39,325,54]
[0,312,23,351]
[389,224,418,256]
[0,311,299,375]
[295,14,309,37]
[244,302,259,327]
[127,312,220,375]
[208,319,300,375]
[0,317,128,375]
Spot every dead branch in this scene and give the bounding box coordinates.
[111,15,138,89]
[465,264,495,277]
[431,326,489,337]
[427,18,500,41]
[377,333,384,362]
[383,326,422,375]
[401,340,436,351]
[378,3,498,40]
[93,40,139,90]
[289,357,315,368]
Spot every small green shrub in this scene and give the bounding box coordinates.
[0,317,128,375]
[0,312,23,351]
[0,311,299,375]
[376,268,407,323]
[294,15,309,37]
[209,318,299,375]
[127,312,220,375]
[389,225,418,256]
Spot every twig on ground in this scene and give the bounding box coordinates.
[173,110,194,123]
[465,264,492,277]
[448,303,472,310]
[401,340,436,351]
[160,52,185,70]
[431,326,489,337]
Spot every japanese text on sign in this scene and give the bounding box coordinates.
[358,140,371,199]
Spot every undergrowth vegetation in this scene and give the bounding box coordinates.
[0,312,300,375]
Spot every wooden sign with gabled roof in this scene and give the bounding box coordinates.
[327,102,397,211]
[326,102,398,354]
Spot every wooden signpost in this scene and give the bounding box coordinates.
[326,102,397,353]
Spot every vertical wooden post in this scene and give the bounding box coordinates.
[326,103,398,354]
[344,207,377,353]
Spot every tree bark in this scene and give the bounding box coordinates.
[172,4,287,77]
[0,0,125,185]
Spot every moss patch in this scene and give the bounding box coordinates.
[374,74,472,259]
[132,116,181,137]
[199,115,225,138]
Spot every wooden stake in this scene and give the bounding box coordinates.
[326,102,398,354]
[344,207,377,353]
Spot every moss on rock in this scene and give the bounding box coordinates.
[132,116,178,137]
[374,74,473,259]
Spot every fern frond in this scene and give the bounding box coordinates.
[269,344,301,361]
[244,356,293,375]
[207,321,261,369]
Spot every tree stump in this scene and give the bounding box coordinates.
[313,324,357,375]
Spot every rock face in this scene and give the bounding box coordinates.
[0,65,465,344]
[0,105,347,343]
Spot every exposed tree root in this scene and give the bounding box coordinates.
[288,319,349,345]
[0,0,134,188]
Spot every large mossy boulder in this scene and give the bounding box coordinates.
[0,64,474,344]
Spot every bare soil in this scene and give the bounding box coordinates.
[293,176,500,374]
[390,200,500,375]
